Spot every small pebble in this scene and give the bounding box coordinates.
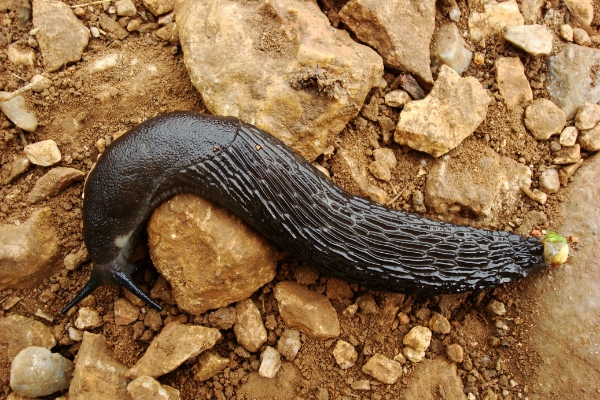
[573,28,591,46]
[446,343,464,363]
[90,26,101,38]
[574,102,600,131]
[0,94,38,132]
[333,340,357,369]
[194,351,229,381]
[539,169,560,194]
[384,90,411,107]
[10,347,73,397]
[24,140,61,166]
[75,307,103,330]
[362,353,402,384]
[428,312,451,334]
[277,329,301,361]
[259,346,281,378]
[559,126,578,147]
[486,299,506,316]
[559,24,573,42]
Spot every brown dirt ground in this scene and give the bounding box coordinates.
[0,0,598,399]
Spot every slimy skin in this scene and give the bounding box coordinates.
[62,111,547,314]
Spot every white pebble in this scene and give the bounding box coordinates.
[75,307,103,330]
[559,126,578,146]
[539,169,560,194]
[259,346,281,378]
[277,329,301,361]
[333,340,357,369]
[10,346,73,397]
[24,140,61,166]
[0,93,38,132]
[90,26,101,38]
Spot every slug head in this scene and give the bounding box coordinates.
[61,260,162,314]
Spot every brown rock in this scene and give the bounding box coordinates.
[428,312,451,334]
[468,1,524,43]
[64,246,90,271]
[333,340,357,369]
[155,22,178,44]
[361,353,402,384]
[127,376,180,400]
[3,155,30,185]
[234,299,267,353]
[144,309,163,331]
[273,281,340,339]
[325,278,354,300]
[126,322,221,379]
[525,99,566,140]
[194,351,229,382]
[28,167,84,204]
[32,0,90,71]
[277,329,301,361]
[446,344,464,363]
[69,332,129,400]
[401,358,466,399]
[143,0,174,16]
[0,208,62,290]
[395,65,490,157]
[579,124,600,152]
[114,298,139,325]
[575,102,600,131]
[553,144,581,165]
[339,0,435,84]
[176,0,383,161]
[495,57,532,108]
[148,194,278,315]
[208,306,236,330]
[98,14,129,40]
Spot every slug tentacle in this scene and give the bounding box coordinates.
[62,111,557,313]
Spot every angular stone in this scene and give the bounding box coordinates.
[24,139,61,166]
[568,0,593,26]
[234,298,267,353]
[127,376,180,400]
[0,208,61,290]
[579,124,600,152]
[560,24,574,42]
[425,143,531,227]
[339,0,435,84]
[403,326,432,352]
[277,329,301,361]
[64,246,90,271]
[259,346,281,378]
[155,22,178,44]
[553,144,581,165]
[176,0,383,161]
[114,298,139,325]
[10,347,73,397]
[432,23,473,76]
[273,281,340,339]
[143,0,174,16]
[98,14,128,40]
[28,167,85,204]
[486,299,506,316]
[115,0,136,17]
[547,44,600,119]
[495,57,532,107]
[194,351,229,382]
[446,344,464,363]
[69,332,129,400]
[559,126,578,147]
[525,99,566,140]
[573,28,591,47]
[401,358,466,399]
[520,0,544,22]
[384,90,411,108]
[574,102,600,130]
[0,94,38,132]
[539,169,560,194]
[395,65,490,157]
[403,346,426,363]
[428,312,451,334]
[333,340,357,369]
[126,322,221,379]
[361,353,402,384]
[468,1,524,43]
[502,24,553,56]
[3,155,30,185]
[33,0,89,71]
[75,307,103,330]
[148,194,278,315]
[207,307,236,330]
[325,278,354,300]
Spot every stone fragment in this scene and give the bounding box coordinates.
[539,169,560,194]
[127,322,221,379]
[127,19,141,32]
[520,0,544,22]
[148,194,277,314]
[356,294,379,314]
[98,13,128,40]
[277,329,301,361]
[560,126,579,146]
[208,307,236,330]
[428,312,451,334]
[384,90,411,108]
[144,309,162,331]
[24,140,61,166]
[521,186,548,205]
[395,65,490,157]
[194,351,229,382]
[335,148,388,204]
[352,380,370,390]
[3,155,30,185]
[402,358,466,399]
[361,353,402,384]
[575,102,600,131]
[325,278,354,300]
[10,347,72,397]
[127,376,180,400]
[155,22,178,44]
[403,326,432,352]
[495,57,532,107]
[567,0,593,25]
[525,99,566,140]
[7,43,35,68]
[333,340,357,369]
[547,44,600,119]
[68,327,83,341]
[75,307,103,330]
[468,1,524,43]
[425,143,531,227]
[553,144,581,164]
[403,346,426,363]
[115,0,136,17]
[432,23,473,76]
[176,0,383,161]
[446,344,464,363]
[339,0,435,84]
[502,24,553,56]
[69,332,129,400]
[0,208,61,290]
[259,346,281,378]
[237,362,303,398]
[486,299,506,316]
[64,246,90,271]
[114,298,139,325]
[234,299,267,353]
[0,94,38,132]
[28,167,84,204]
[33,0,89,71]
[560,24,574,42]
[573,29,592,47]
[143,0,174,16]
[579,125,600,152]
[149,276,175,305]
[559,159,584,184]
[273,281,340,339]
[158,11,174,25]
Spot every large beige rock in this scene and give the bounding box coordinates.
[126,322,221,379]
[148,194,278,315]
[394,65,490,157]
[176,0,383,161]
[0,208,62,290]
[69,332,129,400]
[33,0,90,71]
[339,0,435,84]
[273,281,340,339]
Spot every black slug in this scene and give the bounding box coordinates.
[62,111,548,314]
